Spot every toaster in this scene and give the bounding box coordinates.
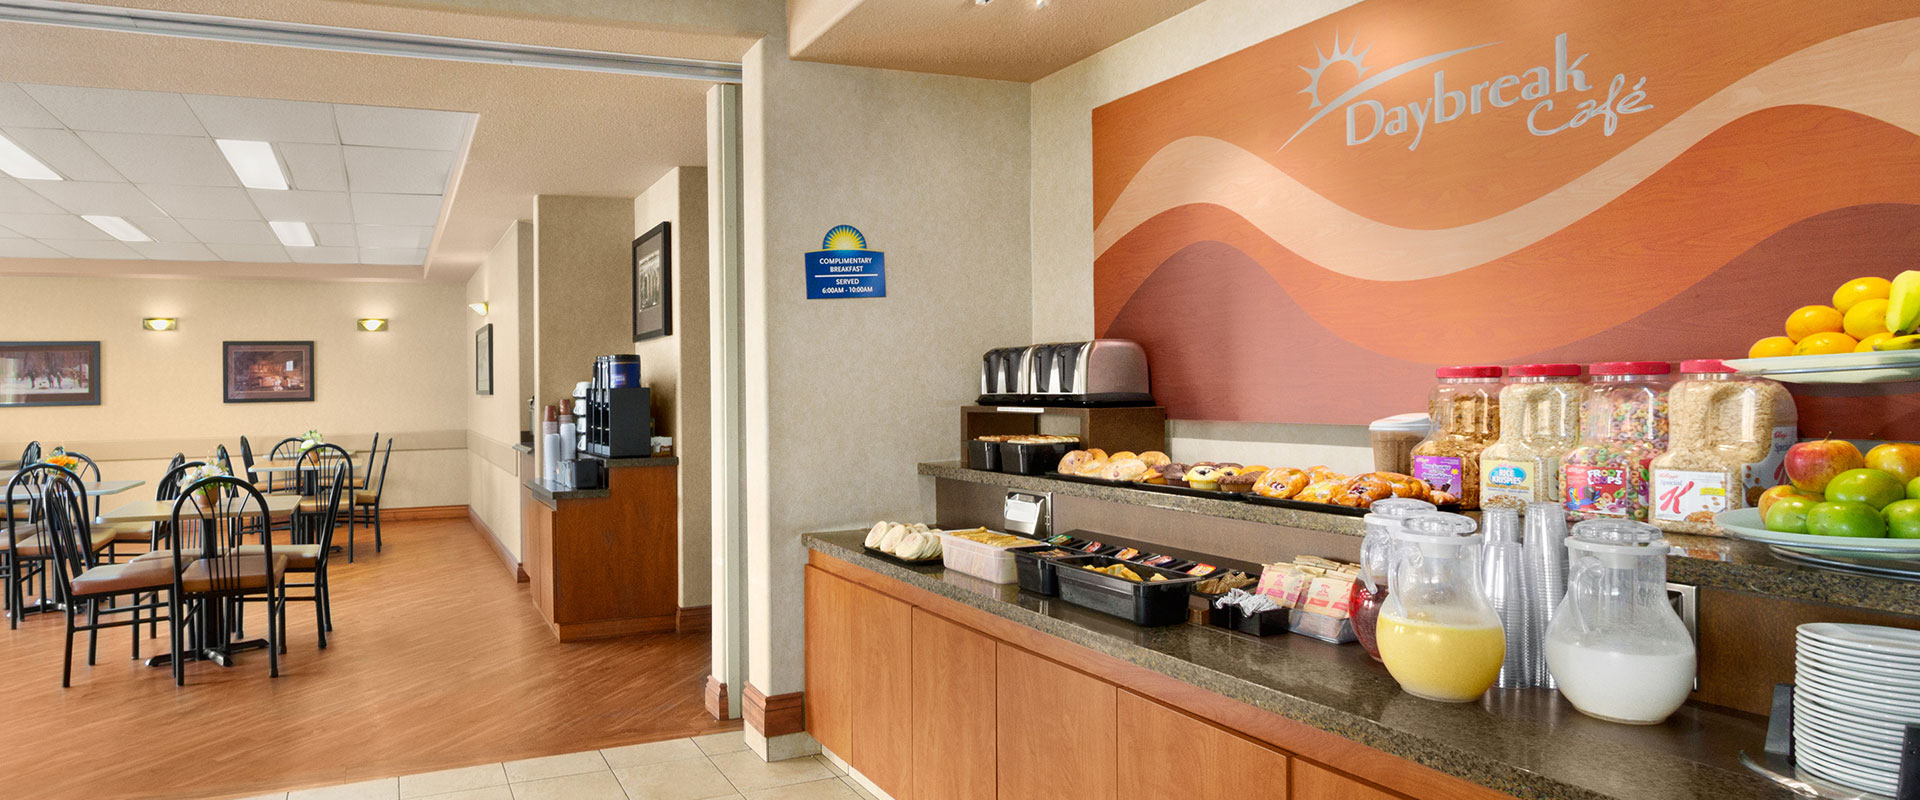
[979,346,1029,404]
[977,340,1153,407]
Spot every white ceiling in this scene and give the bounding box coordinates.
[0,82,473,268]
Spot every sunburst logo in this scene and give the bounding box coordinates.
[1298,31,1371,109]
[822,225,866,250]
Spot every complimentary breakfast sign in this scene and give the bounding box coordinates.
[806,225,885,299]
[1092,0,1920,426]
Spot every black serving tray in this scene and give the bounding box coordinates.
[1243,494,1464,516]
[1010,545,1076,596]
[1050,555,1205,626]
[1048,472,1251,503]
[862,546,944,568]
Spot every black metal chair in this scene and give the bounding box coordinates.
[20,441,40,465]
[360,433,380,490]
[240,462,344,649]
[129,461,205,634]
[41,476,175,687]
[266,438,300,492]
[167,477,287,685]
[64,450,148,563]
[350,439,392,555]
[4,464,113,628]
[213,444,233,477]
[294,444,354,559]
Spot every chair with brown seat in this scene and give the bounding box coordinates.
[293,444,353,559]
[349,439,392,556]
[5,464,114,629]
[64,450,152,563]
[238,462,345,649]
[167,476,287,685]
[39,475,175,687]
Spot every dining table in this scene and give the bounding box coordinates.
[2,479,150,617]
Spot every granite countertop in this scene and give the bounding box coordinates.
[522,477,611,506]
[807,530,1792,800]
[921,462,1920,618]
[595,455,679,468]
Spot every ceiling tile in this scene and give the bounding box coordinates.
[0,85,60,128]
[3,128,125,182]
[20,84,205,135]
[124,216,197,244]
[0,213,108,240]
[26,181,165,217]
[312,222,357,248]
[79,132,237,187]
[44,239,141,259]
[207,242,290,262]
[333,105,470,151]
[247,189,352,224]
[355,224,434,249]
[0,238,64,257]
[128,241,218,261]
[183,95,338,144]
[139,185,260,220]
[351,193,443,226]
[343,146,453,195]
[179,218,276,245]
[280,143,348,192]
[287,245,360,264]
[358,247,426,265]
[0,178,64,214]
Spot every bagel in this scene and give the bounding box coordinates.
[1057,450,1096,475]
[1101,458,1149,482]
[1136,451,1171,467]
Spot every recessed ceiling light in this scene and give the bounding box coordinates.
[216,139,289,190]
[269,220,316,247]
[0,132,61,181]
[82,215,151,242]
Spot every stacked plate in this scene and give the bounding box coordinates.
[1793,623,1920,797]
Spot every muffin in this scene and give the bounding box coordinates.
[1220,467,1268,493]
[1184,464,1223,491]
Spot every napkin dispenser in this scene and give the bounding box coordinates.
[564,458,606,490]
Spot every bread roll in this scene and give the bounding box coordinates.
[864,521,890,548]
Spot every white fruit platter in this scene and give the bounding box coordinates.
[1715,508,1920,560]
[1725,350,1920,385]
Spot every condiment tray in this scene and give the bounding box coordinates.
[1725,350,1920,384]
[1715,509,1920,560]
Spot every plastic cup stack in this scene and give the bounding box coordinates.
[1523,502,1571,689]
[1479,508,1530,689]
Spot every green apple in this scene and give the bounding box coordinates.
[1884,499,1920,539]
[1909,475,1920,500]
[1764,496,1818,534]
[1806,501,1889,538]
[1824,468,1907,510]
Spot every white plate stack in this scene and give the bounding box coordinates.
[1793,622,1920,797]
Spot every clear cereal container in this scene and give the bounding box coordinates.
[1648,359,1797,535]
[1479,364,1586,510]
[1561,362,1672,522]
[1410,366,1503,508]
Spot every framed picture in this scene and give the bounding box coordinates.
[223,341,314,403]
[475,324,494,395]
[633,221,673,342]
[0,341,100,407]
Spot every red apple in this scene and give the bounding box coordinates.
[1865,443,1920,485]
[1757,484,1821,516]
[1785,439,1866,494]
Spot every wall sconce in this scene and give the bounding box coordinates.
[141,317,178,331]
[356,318,389,332]
[468,302,489,316]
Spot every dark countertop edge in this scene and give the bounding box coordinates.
[920,462,1920,619]
[521,477,611,506]
[594,455,679,468]
[803,532,1787,800]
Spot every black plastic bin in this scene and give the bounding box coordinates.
[966,439,1002,471]
[1050,555,1203,626]
[1010,546,1070,595]
[999,440,1075,475]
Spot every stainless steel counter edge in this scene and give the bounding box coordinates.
[920,462,1920,618]
[805,531,1791,800]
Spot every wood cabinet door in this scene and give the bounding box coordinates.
[851,585,913,798]
[998,644,1117,800]
[1118,690,1288,800]
[1292,761,1401,800]
[520,488,554,621]
[912,608,997,800]
[804,566,854,758]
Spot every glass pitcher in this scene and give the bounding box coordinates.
[1378,512,1506,703]
[1351,498,1436,662]
[1545,519,1695,725]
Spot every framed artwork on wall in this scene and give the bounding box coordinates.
[223,341,314,403]
[633,221,673,342]
[0,341,101,407]
[476,324,494,395]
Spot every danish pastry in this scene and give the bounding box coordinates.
[1253,467,1309,499]
[1307,465,1347,484]
[1335,474,1396,508]
[1296,480,1343,504]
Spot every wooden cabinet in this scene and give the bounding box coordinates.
[518,464,679,640]
[521,486,554,618]
[998,644,1117,800]
[804,566,855,759]
[1119,690,1289,800]
[851,585,913,798]
[1293,761,1402,800]
[912,608,999,800]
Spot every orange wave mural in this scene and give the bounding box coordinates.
[1091,0,1920,430]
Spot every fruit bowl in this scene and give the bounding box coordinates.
[1724,351,1920,385]
[1714,508,1920,560]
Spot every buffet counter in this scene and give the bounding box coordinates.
[805,530,1791,800]
[517,455,680,641]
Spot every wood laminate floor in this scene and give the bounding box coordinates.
[0,516,734,800]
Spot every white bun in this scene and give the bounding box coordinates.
[864,521,891,548]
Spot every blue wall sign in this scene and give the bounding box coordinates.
[805,225,886,299]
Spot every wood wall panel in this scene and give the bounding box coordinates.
[852,585,914,798]
[912,608,998,800]
[998,644,1118,800]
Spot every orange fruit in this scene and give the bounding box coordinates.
[1749,336,1796,358]
[1858,332,1895,352]
[1833,276,1893,313]
[1785,305,1844,342]
[1794,331,1858,356]
[1844,298,1891,340]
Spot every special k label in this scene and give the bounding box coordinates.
[1652,469,1728,522]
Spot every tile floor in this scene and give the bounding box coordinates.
[232,733,878,800]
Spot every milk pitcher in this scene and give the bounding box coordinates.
[1545,519,1696,724]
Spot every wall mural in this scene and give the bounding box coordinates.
[1092,0,1920,434]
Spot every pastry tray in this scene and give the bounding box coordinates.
[862,546,945,568]
[1046,472,1249,502]
[1243,494,1369,517]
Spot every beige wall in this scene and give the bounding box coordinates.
[742,38,1032,702]
[635,167,715,608]
[467,222,532,559]
[533,195,640,411]
[1028,0,1372,472]
[0,275,468,508]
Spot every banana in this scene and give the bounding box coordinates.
[1872,334,1920,352]
[1887,270,1920,335]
